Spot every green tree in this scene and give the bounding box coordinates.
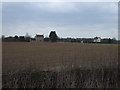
[14,35,19,42]
[49,31,58,42]
[108,38,111,43]
[44,37,49,42]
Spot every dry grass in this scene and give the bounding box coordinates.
[2,42,118,88]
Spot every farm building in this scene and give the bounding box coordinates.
[93,37,101,43]
[35,34,44,42]
[30,34,44,42]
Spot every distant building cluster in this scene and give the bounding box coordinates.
[1,31,118,44]
[29,34,102,43]
[58,37,101,43]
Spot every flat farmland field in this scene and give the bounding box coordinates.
[3,42,118,73]
[2,42,119,88]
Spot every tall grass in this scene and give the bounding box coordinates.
[2,66,118,88]
[2,42,118,88]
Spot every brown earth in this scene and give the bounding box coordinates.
[2,42,118,74]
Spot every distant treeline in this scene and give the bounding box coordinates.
[1,35,118,44]
[2,35,30,42]
[1,35,50,42]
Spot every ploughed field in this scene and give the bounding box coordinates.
[3,42,118,73]
[2,42,118,88]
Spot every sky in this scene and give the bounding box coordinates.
[2,2,118,39]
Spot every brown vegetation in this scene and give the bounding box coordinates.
[2,42,118,88]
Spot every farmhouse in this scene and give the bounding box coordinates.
[93,37,101,43]
[30,34,44,42]
[35,34,44,42]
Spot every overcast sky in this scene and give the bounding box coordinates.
[2,2,118,39]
